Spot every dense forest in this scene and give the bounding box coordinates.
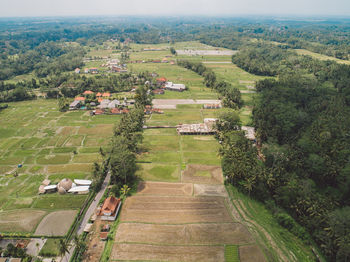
[221,43,350,261]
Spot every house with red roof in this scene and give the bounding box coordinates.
[99,196,121,221]
[102,92,111,98]
[74,97,86,101]
[96,92,102,97]
[83,90,94,95]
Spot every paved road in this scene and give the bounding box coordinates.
[153,99,221,109]
[61,171,111,262]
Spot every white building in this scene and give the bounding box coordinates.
[165,82,186,92]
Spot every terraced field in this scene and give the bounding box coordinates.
[0,100,118,235]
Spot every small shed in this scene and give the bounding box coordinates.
[100,232,108,241]
[83,223,93,233]
[44,185,57,193]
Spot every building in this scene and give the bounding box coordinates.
[177,119,217,135]
[83,90,94,95]
[102,92,111,98]
[98,99,111,109]
[99,196,121,221]
[90,68,98,74]
[43,185,57,193]
[69,100,81,110]
[152,89,165,95]
[242,126,256,141]
[165,82,186,92]
[68,186,90,194]
[84,68,90,74]
[203,104,221,109]
[74,97,86,102]
[74,179,92,186]
[96,92,102,97]
[75,68,80,74]
[107,99,120,109]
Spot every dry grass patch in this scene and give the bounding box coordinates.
[121,196,232,223]
[194,184,228,197]
[239,244,267,262]
[116,222,253,245]
[182,164,223,184]
[0,209,46,233]
[137,181,193,196]
[78,125,113,136]
[34,210,77,236]
[111,243,225,262]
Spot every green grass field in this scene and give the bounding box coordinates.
[0,99,118,234]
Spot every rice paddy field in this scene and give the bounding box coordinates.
[0,100,118,235]
[0,41,317,261]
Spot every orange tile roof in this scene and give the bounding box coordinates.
[74,97,85,101]
[102,92,111,97]
[96,92,102,97]
[83,90,94,95]
[98,98,103,103]
[157,77,167,82]
[99,196,120,216]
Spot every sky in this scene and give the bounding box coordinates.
[0,0,349,17]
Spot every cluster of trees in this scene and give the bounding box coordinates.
[178,60,243,109]
[91,86,151,195]
[0,41,84,80]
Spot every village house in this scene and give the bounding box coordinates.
[107,99,120,109]
[99,196,121,221]
[203,103,221,109]
[165,82,186,92]
[152,89,165,95]
[84,68,90,74]
[98,99,111,109]
[96,92,102,98]
[69,100,81,110]
[90,68,99,74]
[83,90,94,95]
[75,68,80,74]
[102,92,111,98]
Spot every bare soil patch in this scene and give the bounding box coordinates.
[120,196,232,223]
[116,222,253,245]
[137,181,193,196]
[111,243,225,262]
[0,210,46,232]
[239,80,255,84]
[182,164,223,184]
[194,184,228,197]
[34,210,77,236]
[239,244,267,262]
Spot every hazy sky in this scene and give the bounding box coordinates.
[0,0,349,17]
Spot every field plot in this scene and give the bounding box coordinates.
[111,243,225,262]
[182,164,223,184]
[116,222,253,245]
[114,182,264,262]
[0,100,117,234]
[34,210,77,236]
[121,195,233,223]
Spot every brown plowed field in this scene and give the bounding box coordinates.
[111,243,225,262]
[116,222,253,245]
[120,196,232,223]
[137,181,193,196]
[239,245,267,262]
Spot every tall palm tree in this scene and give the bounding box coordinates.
[59,239,70,262]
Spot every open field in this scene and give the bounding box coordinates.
[0,99,118,234]
[111,243,225,262]
[34,210,77,236]
[114,181,264,262]
[121,195,233,223]
[116,222,253,245]
[295,49,350,65]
